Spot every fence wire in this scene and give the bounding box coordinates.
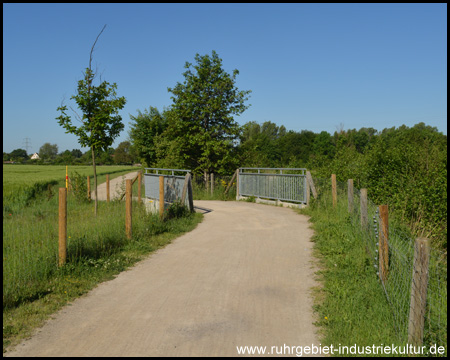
[309,177,447,349]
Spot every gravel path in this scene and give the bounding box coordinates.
[5,200,320,357]
[91,171,140,201]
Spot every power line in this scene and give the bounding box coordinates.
[22,138,32,154]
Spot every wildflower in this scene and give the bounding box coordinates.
[325,316,328,320]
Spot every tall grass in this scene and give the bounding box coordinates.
[3,165,136,213]
[299,177,447,356]
[191,174,237,201]
[3,166,203,352]
[3,185,198,309]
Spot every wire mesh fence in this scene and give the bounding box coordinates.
[308,175,447,350]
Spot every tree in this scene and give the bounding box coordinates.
[56,25,126,215]
[54,149,74,165]
[128,107,168,166]
[39,143,58,161]
[114,141,133,164]
[8,148,28,162]
[167,50,251,181]
[71,149,83,158]
[98,147,115,165]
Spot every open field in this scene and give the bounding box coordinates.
[3,164,137,192]
[3,164,203,351]
[3,165,138,212]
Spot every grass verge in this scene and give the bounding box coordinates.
[298,201,408,357]
[3,190,202,353]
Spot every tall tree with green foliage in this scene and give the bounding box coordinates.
[114,141,134,164]
[56,25,126,215]
[167,50,251,181]
[38,143,58,161]
[128,107,168,166]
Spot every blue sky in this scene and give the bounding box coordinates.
[3,3,447,155]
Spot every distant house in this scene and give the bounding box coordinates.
[31,153,40,160]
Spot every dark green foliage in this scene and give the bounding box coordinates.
[8,149,28,162]
[166,50,251,177]
[113,141,134,165]
[164,201,190,221]
[69,171,90,204]
[128,107,168,167]
[56,68,126,153]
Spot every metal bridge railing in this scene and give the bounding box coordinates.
[144,168,191,205]
[238,168,307,204]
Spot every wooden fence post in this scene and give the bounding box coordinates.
[106,174,110,203]
[224,169,237,195]
[306,171,317,199]
[187,174,194,212]
[58,188,67,266]
[306,175,310,205]
[211,173,214,195]
[87,176,91,202]
[408,237,431,347]
[126,179,132,239]
[360,188,368,230]
[181,172,191,207]
[138,171,142,203]
[378,205,389,283]
[348,179,354,213]
[331,174,337,208]
[159,175,165,219]
[236,169,240,200]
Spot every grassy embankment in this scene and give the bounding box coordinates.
[297,180,446,357]
[3,165,203,352]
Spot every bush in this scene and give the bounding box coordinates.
[69,171,90,203]
[165,200,189,220]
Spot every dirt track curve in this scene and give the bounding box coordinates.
[6,193,320,356]
[90,171,140,201]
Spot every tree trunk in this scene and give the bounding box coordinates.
[91,146,98,216]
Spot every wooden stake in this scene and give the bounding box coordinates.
[159,176,164,219]
[225,169,238,195]
[211,173,214,195]
[138,171,142,203]
[106,174,110,203]
[379,205,389,283]
[348,179,354,213]
[181,172,190,205]
[88,176,91,201]
[306,175,310,205]
[408,237,431,347]
[126,179,132,239]
[306,171,317,199]
[360,188,368,230]
[187,174,194,212]
[236,169,240,200]
[331,174,337,208]
[58,188,67,266]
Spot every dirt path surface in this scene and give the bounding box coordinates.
[6,200,320,357]
[91,171,140,201]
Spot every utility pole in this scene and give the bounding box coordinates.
[23,138,31,155]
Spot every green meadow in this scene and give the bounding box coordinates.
[3,164,203,352]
